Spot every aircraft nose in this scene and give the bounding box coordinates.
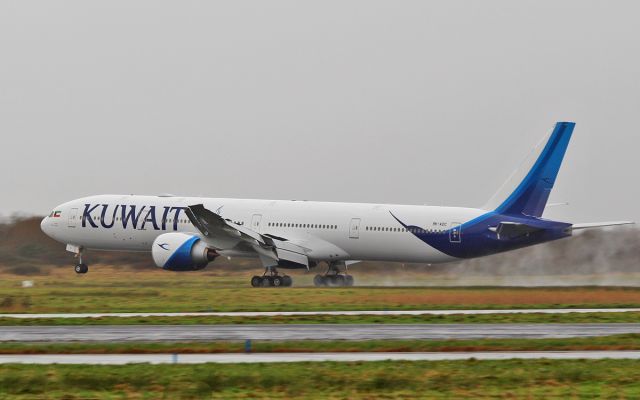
[40,216,52,237]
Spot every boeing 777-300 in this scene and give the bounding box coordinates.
[41,122,634,287]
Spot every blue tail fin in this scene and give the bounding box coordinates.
[493,122,575,218]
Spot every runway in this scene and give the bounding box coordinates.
[1,351,640,364]
[2,323,640,342]
[1,308,639,319]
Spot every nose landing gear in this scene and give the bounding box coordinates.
[314,262,354,287]
[70,245,89,274]
[75,263,88,274]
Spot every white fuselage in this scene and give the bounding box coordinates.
[41,194,486,264]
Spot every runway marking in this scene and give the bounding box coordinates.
[1,308,639,319]
[1,351,640,364]
[2,323,640,342]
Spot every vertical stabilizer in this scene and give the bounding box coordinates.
[484,122,575,217]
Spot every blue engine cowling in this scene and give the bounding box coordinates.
[152,233,218,271]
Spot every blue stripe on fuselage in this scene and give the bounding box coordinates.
[390,211,571,259]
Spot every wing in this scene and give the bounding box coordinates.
[185,204,310,269]
[572,221,635,230]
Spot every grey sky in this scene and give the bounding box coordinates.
[1,1,638,223]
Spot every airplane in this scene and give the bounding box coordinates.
[40,122,634,287]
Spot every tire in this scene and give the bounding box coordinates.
[75,264,88,274]
[282,276,293,287]
[333,275,345,287]
[345,275,354,287]
[272,276,282,287]
[313,274,325,287]
[325,275,336,287]
[261,277,273,287]
[251,276,262,287]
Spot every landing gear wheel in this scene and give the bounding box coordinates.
[333,275,345,286]
[315,262,354,287]
[345,275,354,287]
[251,276,263,287]
[252,266,294,288]
[74,263,88,274]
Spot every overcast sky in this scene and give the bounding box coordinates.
[0,1,638,224]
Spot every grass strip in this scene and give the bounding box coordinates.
[4,285,640,313]
[1,311,640,325]
[1,334,640,354]
[1,359,640,398]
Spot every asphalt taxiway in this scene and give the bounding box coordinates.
[2,323,640,342]
[1,351,640,364]
[1,308,639,319]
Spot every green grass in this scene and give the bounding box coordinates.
[1,359,640,398]
[4,274,640,313]
[1,334,640,354]
[1,311,640,325]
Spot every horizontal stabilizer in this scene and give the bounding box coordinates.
[489,222,543,240]
[572,221,635,230]
[545,202,569,208]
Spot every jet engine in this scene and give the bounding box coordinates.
[151,233,218,271]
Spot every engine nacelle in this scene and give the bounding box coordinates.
[152,233,218,271]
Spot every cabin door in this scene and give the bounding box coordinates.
[449,222,462,243]
[251,214,263,233]
[349,218,361,239]
[68,208,78,228]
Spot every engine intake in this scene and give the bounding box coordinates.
[152,233,218,271]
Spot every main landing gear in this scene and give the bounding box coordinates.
[251,266,292,288]
[314,262,354,287]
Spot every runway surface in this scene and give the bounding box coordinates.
[1,351,640,364]
[1,308,639,319]
[2,323,640,342]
